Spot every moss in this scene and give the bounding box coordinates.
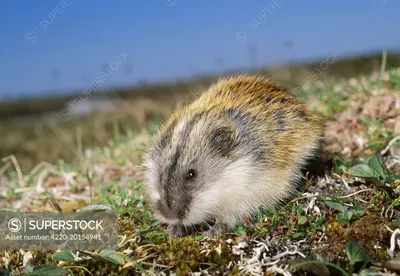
[62,261,124,276]
[229,266,241,275]
[27,250,56,266]
[0,248,126,275]
[322,214,394,261]
[0,250,55,272]
[117,215,137,236]
[154,237,238,274]
[0,250,24,270]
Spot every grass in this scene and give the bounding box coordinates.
[1,54,400,275]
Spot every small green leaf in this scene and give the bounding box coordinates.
[292,232,305,239]
[289,259,330,276]
[80,204,114,213]
[346,240,372,267]
[353,205,365,217]
[368,80,380,87]
[290,260,347,276]
[195,235,208,241]
[349,164,379,178]
[346,211,354,221]
[298,216,307,225]
[325,200,346,213]
[23,265,69,276]
[99,250,126,265]
[296,205,305,216]
[390,74,400,85]
[0,269,10,276]
[337,213,349,225]
[334,160,350,174]
[310,253,325,261]
[52,251,77,262]
[390,174,400,181]
[367,155,387,178]
[234,226,247,236]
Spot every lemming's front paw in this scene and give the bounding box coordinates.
[166,223,187,237]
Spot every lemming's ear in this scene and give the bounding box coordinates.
[209,126,238,156]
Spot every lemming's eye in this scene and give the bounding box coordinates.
[186,169,197,181]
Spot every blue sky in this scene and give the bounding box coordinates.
[0,0,399,100]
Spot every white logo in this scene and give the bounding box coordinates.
[8,218,22,232]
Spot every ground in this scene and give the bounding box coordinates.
[0,55,400,275]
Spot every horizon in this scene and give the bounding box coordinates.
[0,49,395,104]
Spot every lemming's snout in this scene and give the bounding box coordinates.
[157,200,186,220]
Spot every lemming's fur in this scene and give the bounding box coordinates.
[143,74,323,236]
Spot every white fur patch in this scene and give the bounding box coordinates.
[183,157,291,227]
[171,118,187,143]
[143,154,161,202]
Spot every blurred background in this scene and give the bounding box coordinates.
[1,0,400,169]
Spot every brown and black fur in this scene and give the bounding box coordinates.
[144,74,323,236]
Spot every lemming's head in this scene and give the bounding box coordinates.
[144,109,261,226]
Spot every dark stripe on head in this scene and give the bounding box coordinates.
[209,126,238,157]
[222,108,266,162]
[157,133,169,150]
[162,112,205,206]
[165,149,180,208]
[156,118,178,151]
[275,109,287,132]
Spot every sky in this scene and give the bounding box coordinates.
[0,0,399,100]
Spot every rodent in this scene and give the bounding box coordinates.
[143,74,323,236]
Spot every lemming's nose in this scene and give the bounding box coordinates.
[158,200,185,220]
